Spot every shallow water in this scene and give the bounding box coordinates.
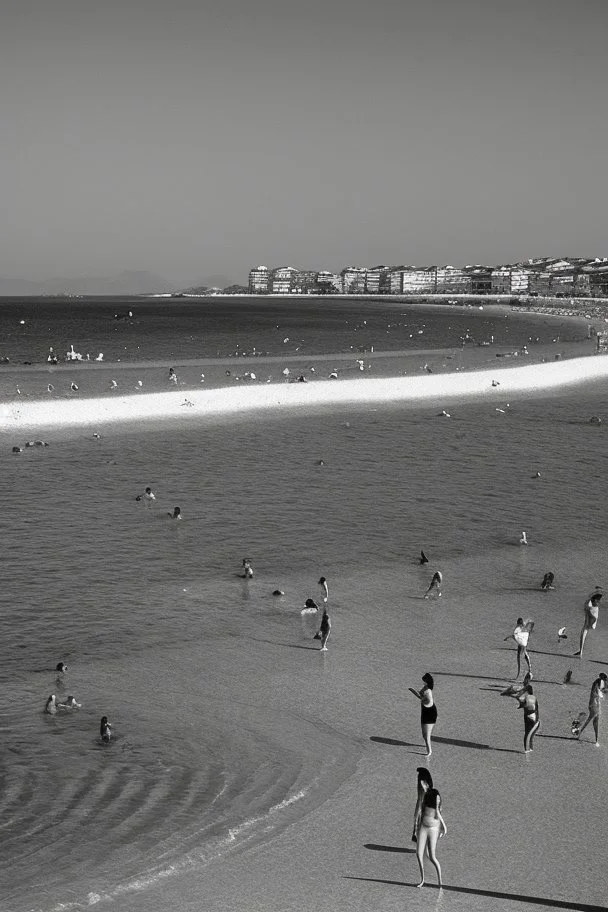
[1,300,607,911]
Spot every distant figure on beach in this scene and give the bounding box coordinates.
[419,550,429,565]
[136,487,156,504]
[409,673,437,757]
[318,576,329,603]
[100,716,112,742]
[415,787,446,889]
[169,367,178,383]
[314,608,331,651]
[242,559,254,579]
[168,506,182,520]
[301,598,319,615]
[504,618,533,679]
[56,662,68,674]
[58,695,81,710]
[577,673,607,745]
[540,572,555,590]
[412,767,433,842]
[517,684,540,752]
[44,695,57,715]
[575,593,602,657]
[519,531,528,545]
[424,571,442,599]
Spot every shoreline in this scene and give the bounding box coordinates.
[2,352,607,433]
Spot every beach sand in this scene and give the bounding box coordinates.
[2,323,608,912]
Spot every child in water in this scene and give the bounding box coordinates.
[242,559,254,579]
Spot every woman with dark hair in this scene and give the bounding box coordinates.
[415,786,446,888]
[412,767,433,842]
[409,673,437,757]
[517,683,540,752]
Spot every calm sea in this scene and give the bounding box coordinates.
[1,297,606,912]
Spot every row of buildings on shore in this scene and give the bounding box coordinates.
[248,258,608,298]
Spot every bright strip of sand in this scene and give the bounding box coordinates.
[1,354,606,431]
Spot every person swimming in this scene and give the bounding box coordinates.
[242,559,254,578]
[136,486,156,504]
[301,597,319,615]
[55,662,68,673]
[58,695,81,710]
[44,694,57,714]
[100,716,112,742]
[168,506,182,520]
[424,571,442,599]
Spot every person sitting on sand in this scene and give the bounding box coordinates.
[540,572,555,590]
[577,673,607,746]
[415,787,446,889]
[504,618,533,679]
[168,507,182,520]
[44,695,57,714]
[575,593,602,657]
[424,571,442,599]
[242,559,254,579]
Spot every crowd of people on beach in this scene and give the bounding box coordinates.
[38,485,606,895]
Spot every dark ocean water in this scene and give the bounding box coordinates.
[0,295,587,366]
[1,297,606,912]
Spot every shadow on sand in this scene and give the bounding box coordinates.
[364,843,415,855]
[343,876,607,911]
[432,736,520,754]
[370,736,421,748]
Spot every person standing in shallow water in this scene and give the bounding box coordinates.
[577,673,607,745]
[424,571,442,599]
[415,786,446,889]
[409,673,437,757]
[315,608,331,651]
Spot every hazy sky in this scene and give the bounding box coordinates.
[1,0,607,283]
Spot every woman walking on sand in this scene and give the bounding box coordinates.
[415,786,446,889]
[409,673,437,757]
[577,673,607,745]
[517,683,540,753]
[505,618,533,679]
[575,593,602,657]
[314,608,331,651]
[412,767,433,843]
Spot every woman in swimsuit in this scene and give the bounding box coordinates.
[409,673,437,757]
[575,593,602,657]
[415,786,446,888]
[517,684,540,752]
[317,609,331,651]
[318,576,329,603]
[412,767,433,842]
[577,673,607,745]
[504,618,533,679]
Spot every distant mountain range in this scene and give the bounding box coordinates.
[0,272,234,296]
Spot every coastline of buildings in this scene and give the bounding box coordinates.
[247,258,608,299]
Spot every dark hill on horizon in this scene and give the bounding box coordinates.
[0,270,175,296]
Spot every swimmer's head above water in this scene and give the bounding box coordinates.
[56,662,67,673]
